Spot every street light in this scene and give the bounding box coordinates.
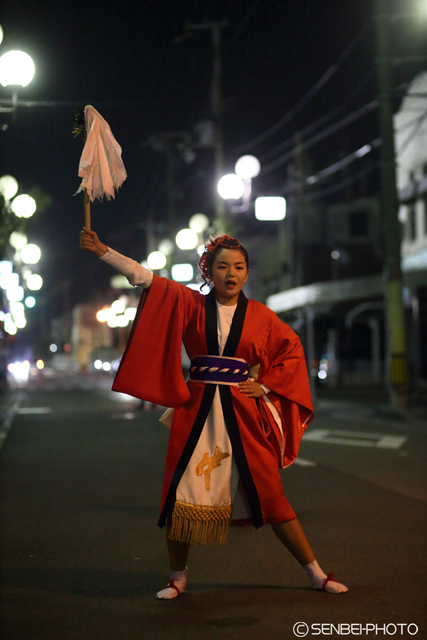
[158,239,174,256]
[6,285,24,302]
[255,196,286,221]
[21,243,41,264]
[189,213,210,233]
[171,263,193,282]
[217,174,245,200]
[0,51,35,88]
[235,155,261,179]
[175,228,198,250]
[9,231,27,250]
[11,194,36,218]
[26,274,43,290]
[0,175,18,202]
[147,250,167,270]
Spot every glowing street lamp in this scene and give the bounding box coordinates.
[255,197,287,221]
[21,243,41,264]
[217,174,245,200]
[147,250,167,270]
[6,286,24,302]
[175,228,198,250]
[0,175,18,201]
[189,213,210,234]
[9,231,27,250]
[26,274,43,291]
[0,51,35,88]
[235,155,261,179]
[0,271,18,290]
[11,194,36,218]
[171,263,194,282]
[158,239,174,256]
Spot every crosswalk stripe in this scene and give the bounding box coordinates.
[303,428,407,450]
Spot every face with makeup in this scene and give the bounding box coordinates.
[209,248,249,306]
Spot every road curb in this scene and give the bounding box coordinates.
[0,392,24,452]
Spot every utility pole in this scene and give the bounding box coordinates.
[185,21,228,229]
[375,0,409,410]
[144,130,193,227]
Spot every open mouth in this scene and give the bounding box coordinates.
[226,281,236,289]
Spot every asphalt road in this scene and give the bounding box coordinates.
[0,376,426,640]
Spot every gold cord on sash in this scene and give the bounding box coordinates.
[168,500,232,545]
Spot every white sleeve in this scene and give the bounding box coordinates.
[100,247,154,288]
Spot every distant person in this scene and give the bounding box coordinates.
[80,228,348,599]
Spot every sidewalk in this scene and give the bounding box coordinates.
[314,384,427,427]
[0,389,25,453]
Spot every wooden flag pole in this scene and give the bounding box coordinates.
[84,189,91,230]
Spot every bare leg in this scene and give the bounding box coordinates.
[156,528,191,599]
[166,526,191,571]
[271,518,348,593]
[271,518,315,565]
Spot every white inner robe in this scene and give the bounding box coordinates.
[176,302,247,515]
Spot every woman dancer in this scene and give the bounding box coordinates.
[80,228,348,599]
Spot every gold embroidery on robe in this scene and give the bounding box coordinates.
[195,446,230,490]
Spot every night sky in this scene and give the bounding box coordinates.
[1,0,426,351]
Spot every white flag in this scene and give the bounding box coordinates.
[75,105,127,202]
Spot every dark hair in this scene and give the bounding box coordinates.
[198,235,249,288]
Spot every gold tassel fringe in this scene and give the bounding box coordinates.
[168,500,232,545]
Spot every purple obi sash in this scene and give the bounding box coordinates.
[189,355,250,385]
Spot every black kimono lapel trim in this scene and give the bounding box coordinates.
[158,288,264,530]
[205,288,219,356]
[205,288,248,358]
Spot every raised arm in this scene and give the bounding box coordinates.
[79,227,153,288]
[79,227,108,257]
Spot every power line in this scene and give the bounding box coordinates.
[296,162,379,201]
[261,100,379,175]
[260,70,376,163]
[232,20,373,154]
[305,138,382,185]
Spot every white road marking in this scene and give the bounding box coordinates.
[16,407,52,414]
[303,428,407,450]
[294,457,317,467]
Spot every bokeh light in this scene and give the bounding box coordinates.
[21,243,41,264]
[217,174,245,200]
[11,194,37,219]
[189,213,209,233]
[175,229,198,250]
[26,274,43,290]
[0,175,18,201]
[235,155,261,179]
[147,250,167,270]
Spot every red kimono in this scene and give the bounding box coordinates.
[113,275,313,543]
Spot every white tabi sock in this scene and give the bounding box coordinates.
[155,567,188,600]
[302,559,348,593]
